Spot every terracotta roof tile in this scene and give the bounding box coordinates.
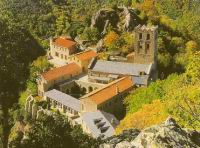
[53,37,76,49]
[75,50,97,61]
[82,77,134,105]
[42,63,81,81]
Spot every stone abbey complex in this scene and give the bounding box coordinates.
[25,25,158,139]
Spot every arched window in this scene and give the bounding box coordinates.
[82,87,87,95]
[88,86,93,92]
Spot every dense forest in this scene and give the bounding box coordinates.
[0,0,200,148]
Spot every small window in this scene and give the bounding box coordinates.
[82,104,84,110]
[138,41,142,53]
[139,71,146,75]
[139,33,142,39]
[55,52,59,57]
[145,43,150,54]
[147,33,150,40]
[147,34,150,40]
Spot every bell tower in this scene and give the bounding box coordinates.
[134,25,158,65]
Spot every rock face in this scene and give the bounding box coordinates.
[100,117,200,148]
[91,7,141,34]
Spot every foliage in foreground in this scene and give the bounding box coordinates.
[9,113,99,148]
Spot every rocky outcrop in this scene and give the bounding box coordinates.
[122,7,139,31]
[91,7,141,34]
[91,8,119,34]
[100,117,200,148]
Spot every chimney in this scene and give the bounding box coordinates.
[50,37,53,44]
[116,84,120,94]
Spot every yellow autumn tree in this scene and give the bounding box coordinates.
[116,100,169,134]
[104,31,119,47]
[185,40,198,54]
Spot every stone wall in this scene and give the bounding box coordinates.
[25,95,38,120]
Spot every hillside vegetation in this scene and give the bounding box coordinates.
[115,0,200,133]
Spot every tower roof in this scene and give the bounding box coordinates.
[88,60,153,76]
[52,37,76,49]
[135,25,158,31]
[75,50,97,62]
[41,63,81,81]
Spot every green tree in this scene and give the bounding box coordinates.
[9,113,99,148]
[185,52,200,82]
[29,56,52,83]
[0,18,43,148]
[81,27,100,41]
[56,13,71,35]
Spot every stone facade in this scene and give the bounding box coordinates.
[45,97,80,117]
[37,63,82,97]
[134,25,158,65]
[25,95,39,120]
[81,97,98,113]
[37,71,81,97]
[49,37,77,61]
[81,88,130,119]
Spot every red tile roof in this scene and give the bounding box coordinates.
[53,37,76,49]
[42,63,81,81]
[81,77,134,105]
[75,50,97,61]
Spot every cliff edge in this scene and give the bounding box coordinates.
[100,117,200,148]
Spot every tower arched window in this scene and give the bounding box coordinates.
[145,43,150,54]
[147,34,150,40]
[139,33,143,39]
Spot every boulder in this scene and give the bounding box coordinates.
[91,9,118,33]
[91,7,141,34]
[100,118,200,148]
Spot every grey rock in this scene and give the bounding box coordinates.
[102,20,110,35]
[91,9,118,33]
[123,7,137,31]
[91,7,141,34]
[187,130,200,147]
[164,116,177,126]
[115,141,132,148]
[100,118,200,148]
